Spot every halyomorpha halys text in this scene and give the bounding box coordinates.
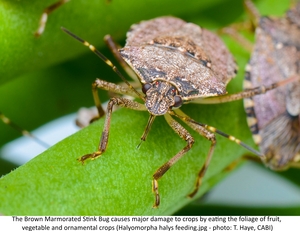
[62,16,299,208]
[242,0,300,170]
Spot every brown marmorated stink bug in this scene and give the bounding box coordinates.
[62,16,298,208]
[242,0,300,170]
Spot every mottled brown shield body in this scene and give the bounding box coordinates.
[244,3,300,170]
[63,15,278,208]
[120,17,237,115]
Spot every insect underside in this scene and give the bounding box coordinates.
[62,15,299,208]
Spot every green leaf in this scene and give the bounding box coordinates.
[0,0,228,84]
[0,0,243,147]
[0,101,249,215]
[0,0,297,215]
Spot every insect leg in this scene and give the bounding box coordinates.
[170,110,217,198]
[35,0,70,37]
[77,97,146,163]
[172,109,261,157]
[137,114,156,149]
[219,23,254,52]
[76,79,141,127]
[218,0,261,52]
[194,75,300,104]
[171,108,269,196]
[244,0,261,27]
[61,27,144,101]
[152,113,195,208]
[91,78,141,120]
[104,35,140,84]
[0,112,49,148]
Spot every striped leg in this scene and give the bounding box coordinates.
[170,108,268,198]
[61,27,143,101]
[193,75,300,104]
[61,28,145,126]
[172,109,262,157]
[0,112,49,148]
[35,0,70,37]
[104,35,140,83]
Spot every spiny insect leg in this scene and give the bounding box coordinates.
[171,109,217,198]
[0,112,49,148]
[61,27,144,101]
[152,113,194,208]
[76,79,141,127]
[77,97,146,164]
[195,75,300,104]
[172,109,262,157]
[35,0,70,37]
[104,35,140,83]
[91,79,141,121]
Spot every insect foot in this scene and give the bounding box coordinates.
[187,162,210,199]
[77,151,102,164]
[152,179,160,208]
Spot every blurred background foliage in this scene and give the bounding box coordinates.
[1,0,299,215]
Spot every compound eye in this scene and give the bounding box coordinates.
[171,88,176,95]
[173,95,183,108]
[142,83,151,94]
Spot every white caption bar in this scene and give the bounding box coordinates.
[0,216,298,231]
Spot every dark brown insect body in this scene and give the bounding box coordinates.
[62,16,296,208]
[120,17,237,115]
[244,2,300,170]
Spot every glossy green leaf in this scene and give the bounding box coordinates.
[0,0,228,84]
[0,0,298,215]
[0,0,244,147]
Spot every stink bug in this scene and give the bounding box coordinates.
[62,16,298,208]
[243,0,300,170]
